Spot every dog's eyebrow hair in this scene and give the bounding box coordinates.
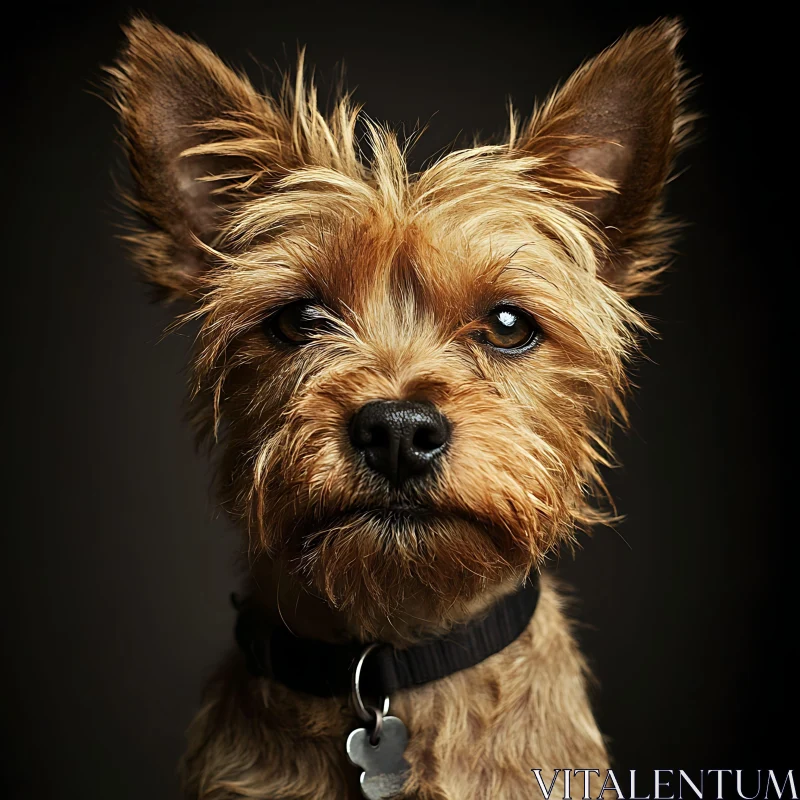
[503,264,557,288]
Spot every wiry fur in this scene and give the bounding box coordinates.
[108,16,691,799]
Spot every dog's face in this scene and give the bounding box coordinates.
[110,19,688,631]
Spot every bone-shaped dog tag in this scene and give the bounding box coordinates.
[346,715,410,800]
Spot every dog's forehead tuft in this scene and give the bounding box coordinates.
[219,156,609,324]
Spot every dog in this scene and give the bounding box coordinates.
[108,16,690,799]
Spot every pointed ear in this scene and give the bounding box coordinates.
[516,19,692,296]
[107,18,299,300]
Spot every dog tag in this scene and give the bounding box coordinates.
[346,715,410,800]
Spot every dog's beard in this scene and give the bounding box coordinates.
[292,509,533,638]
[244,468,564,640]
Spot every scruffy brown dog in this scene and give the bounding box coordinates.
[109,16,690,799]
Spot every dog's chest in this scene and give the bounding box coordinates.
[182,584,611,799]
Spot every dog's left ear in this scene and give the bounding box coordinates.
[516,18,691,296]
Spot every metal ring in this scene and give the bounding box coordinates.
[351,643,390,723]
[369,707,384,746]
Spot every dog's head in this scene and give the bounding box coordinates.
[110,18,689,635]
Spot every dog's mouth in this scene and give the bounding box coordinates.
[310,502,485,532]
[359,504,437,523]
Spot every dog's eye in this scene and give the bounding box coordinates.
[477,305,542,351]
[265,301,331,344]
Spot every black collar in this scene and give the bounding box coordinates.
[233,573,540,699]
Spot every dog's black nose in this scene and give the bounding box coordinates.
[349,400,450,486]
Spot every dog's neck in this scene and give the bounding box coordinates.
[248,556,522,646]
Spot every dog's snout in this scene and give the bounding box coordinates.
[349,400,450,486]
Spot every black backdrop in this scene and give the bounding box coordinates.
[3,3,794,799]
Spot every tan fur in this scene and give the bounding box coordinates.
[107,16,691,799]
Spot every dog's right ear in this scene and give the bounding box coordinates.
[107,18,300,300]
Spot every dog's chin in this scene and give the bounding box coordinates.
[286,504,533,640]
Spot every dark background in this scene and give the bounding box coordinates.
[3,2,793,798]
